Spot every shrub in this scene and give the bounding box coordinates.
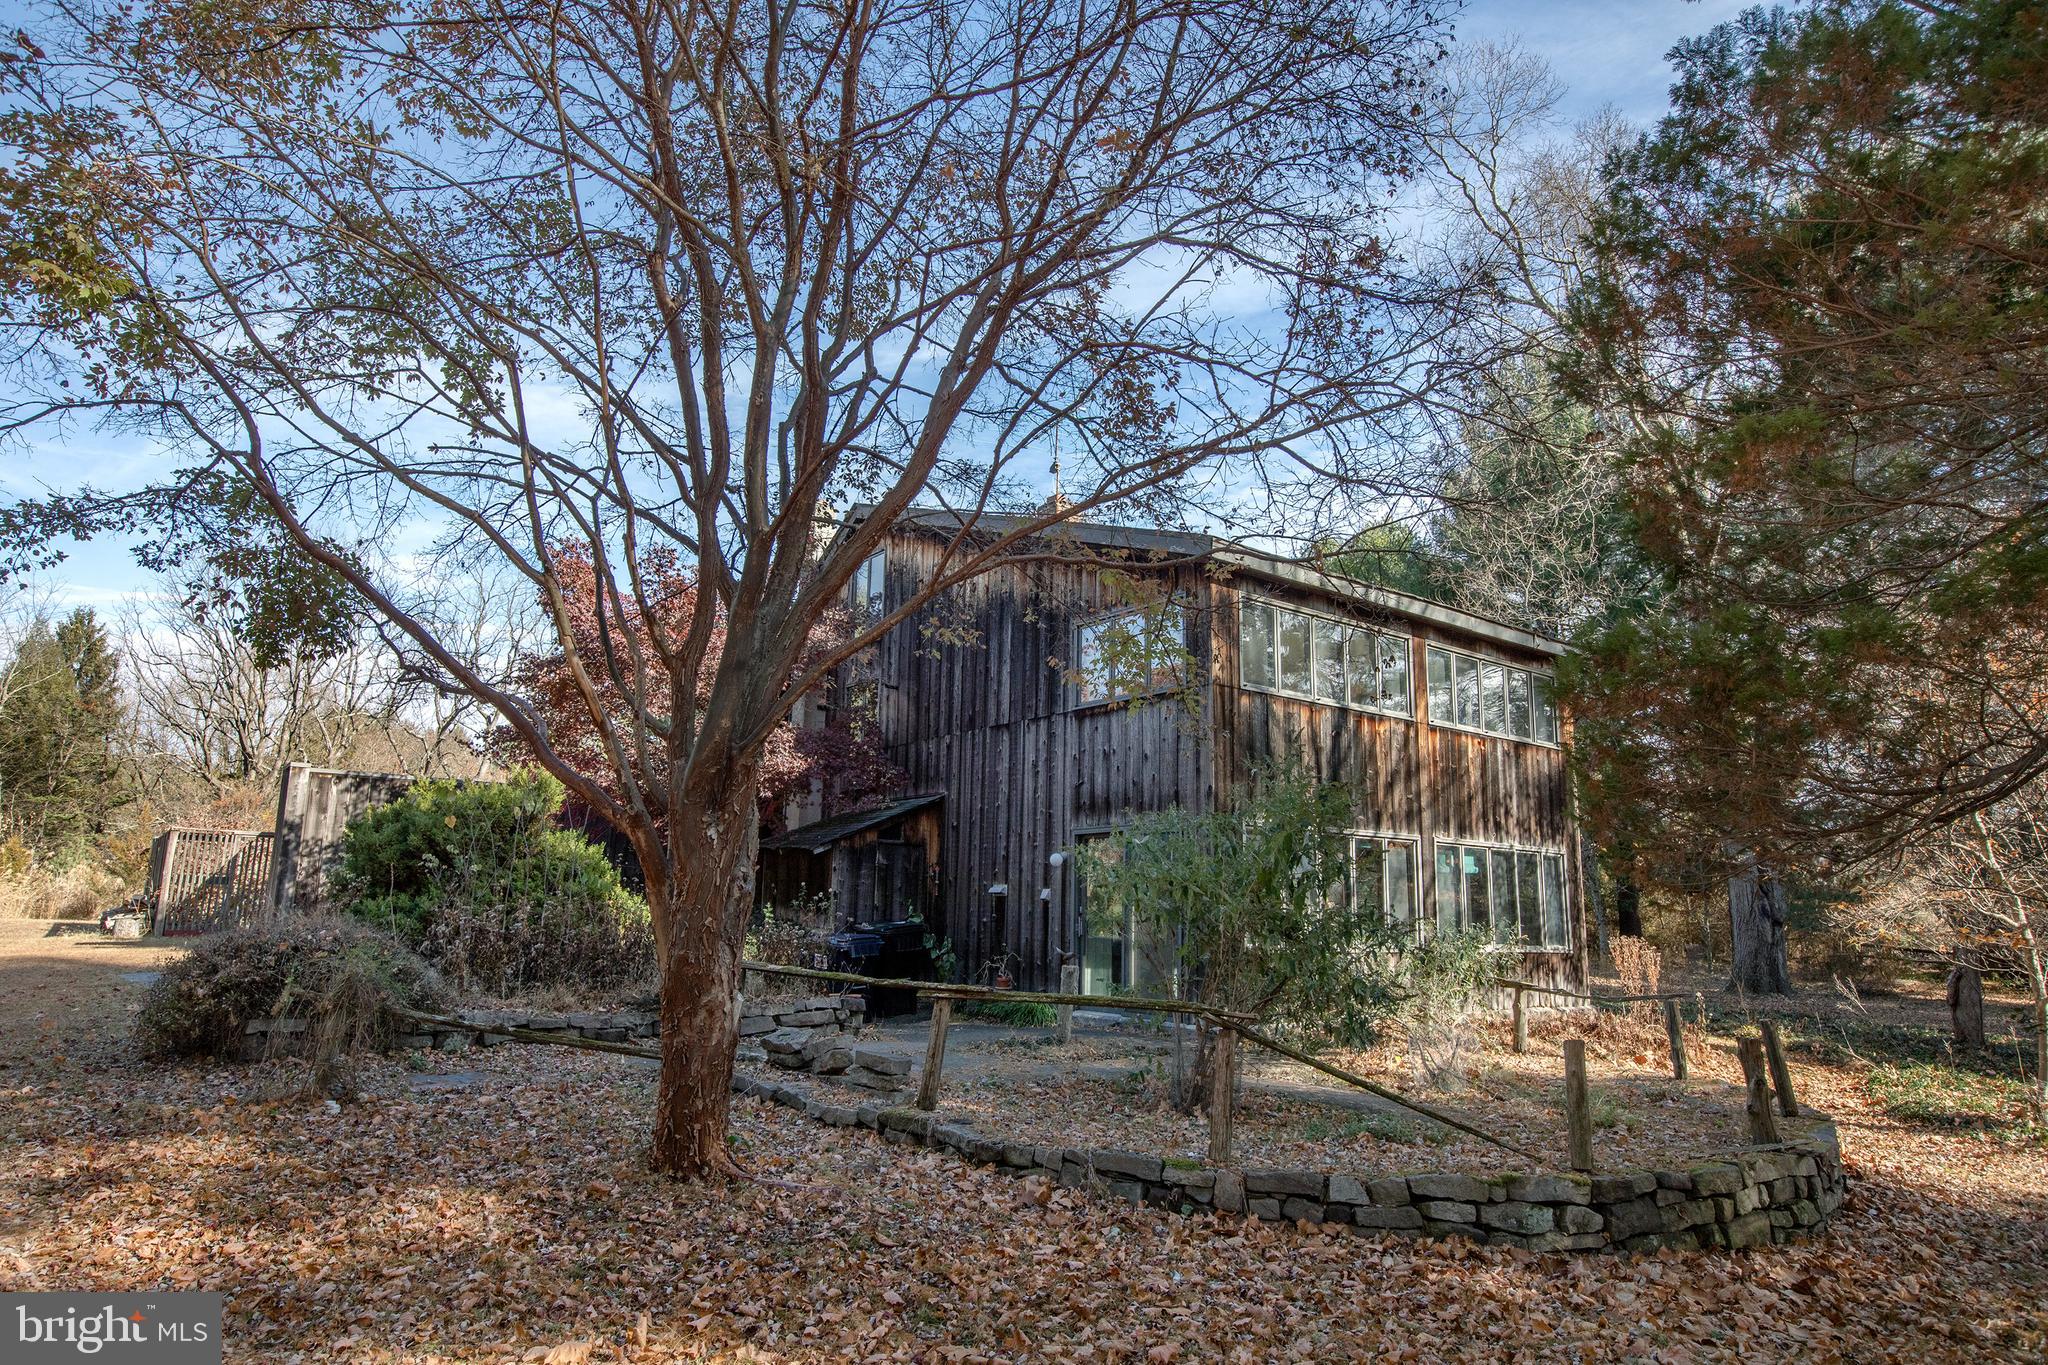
[964,999,1059,1028]
[136,916,448,1067]
[331,769,652,993]
[1390,930,1491,1091]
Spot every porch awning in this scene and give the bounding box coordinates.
[759,793,943,855]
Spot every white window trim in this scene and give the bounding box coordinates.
[1070,602,1190,710]
[1424,643,1561,748]
[1237,595,1415,720]
[1428,836,1574,952]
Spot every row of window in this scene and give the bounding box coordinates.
[853,558,1560,747]
[1350,837,1569,950]
[1079,833,1570,994]
[1238,599,1412,715]
[1431,841,1570,949]
[1425,645,1559,744]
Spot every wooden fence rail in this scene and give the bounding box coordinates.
[387,963,1804,1181]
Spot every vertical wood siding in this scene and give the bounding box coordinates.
[861,539,1584,994]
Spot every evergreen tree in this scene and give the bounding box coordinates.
[1562,0,2048,867]
[0,609,128,857]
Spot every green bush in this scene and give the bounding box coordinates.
[332,769,652,992]
[136,915,447,1061]
[964,999,1059,1028]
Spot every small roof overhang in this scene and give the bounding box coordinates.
[760,793,945,854]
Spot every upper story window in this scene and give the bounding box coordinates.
[1237,596,1411,716]
[1075,605,1187,706]
[849,549,887,625]
[1425,644,1557,744]
[1430,840,1570,951]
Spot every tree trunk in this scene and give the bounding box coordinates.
[1946,966,1985,1050]
[1727,860,1793,995]
[2020,920,2048,1125]
[649,763,762,1179]
[1581,832,1609,963]
[1614,875,1643,940]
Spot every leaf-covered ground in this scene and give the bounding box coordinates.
[2,923,2045,1363]
[804,1009,1809,1179]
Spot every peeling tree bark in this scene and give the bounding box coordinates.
[649,761,762,1179]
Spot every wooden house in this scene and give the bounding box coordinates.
[762,509,1586,998]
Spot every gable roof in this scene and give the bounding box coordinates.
[838,505,1565,659]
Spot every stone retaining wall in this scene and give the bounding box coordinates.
[243,994,864,1059]
[735,1073,1845,1253]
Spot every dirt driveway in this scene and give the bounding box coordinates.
[0,920,188,1072]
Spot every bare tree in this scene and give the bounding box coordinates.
[1871,794,2048,1123]
[5,0,1465,1175]
[125,589,397,795]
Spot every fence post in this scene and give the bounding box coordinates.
[1663,998,1688,1081]
[1759,1019,1799,1117]
[1737,1037,1782,1143]
[1512,986,1528,1055]
[1563,1038,1594,1172]
[1057,962,1078,1044]
[916,996,952,1112]
[153,830,181,935]
[1207,1026,1236,1165]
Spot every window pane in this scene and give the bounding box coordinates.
[1481,662,1507,734]
[1345,627,1376,708]
[1463,846,1491,935]
[1507,670,1532,739]
[1277,610,1311,694]
[1434,844,1460,933]
[1313,618,1346,703]
[1534,674,1559,743]
[1454,655,1480,727]
[1427,647,1454,721]
[852,549,886,623]
[1518,851,1542,943]
[1385,841,1415,930]
[1353,839,1386,922]
[1145,607,1187,692]
[1489,849,1517,943]
[1240,601,1275,689]
[1077,621,1107,703]
[1379,634,1410,712]
[1541,854,1567,947]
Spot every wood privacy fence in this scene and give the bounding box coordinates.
[268,763,418,914]
[146,828,276,935]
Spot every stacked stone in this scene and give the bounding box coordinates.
[739,994,866,1070]
[386,1006,662,1053]
[732,1071,1847,1255]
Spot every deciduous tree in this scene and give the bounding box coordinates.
[1,0,1460,1175]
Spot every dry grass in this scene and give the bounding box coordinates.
[0,860,129,920]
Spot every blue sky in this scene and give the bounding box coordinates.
[5,0,1753,613]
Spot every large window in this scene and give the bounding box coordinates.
[1431,840,1571,950]
[1425,645,1558,744]
[1075,605,1187,706]
[1350,835,1419,932]
[1238,597,1412,717]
